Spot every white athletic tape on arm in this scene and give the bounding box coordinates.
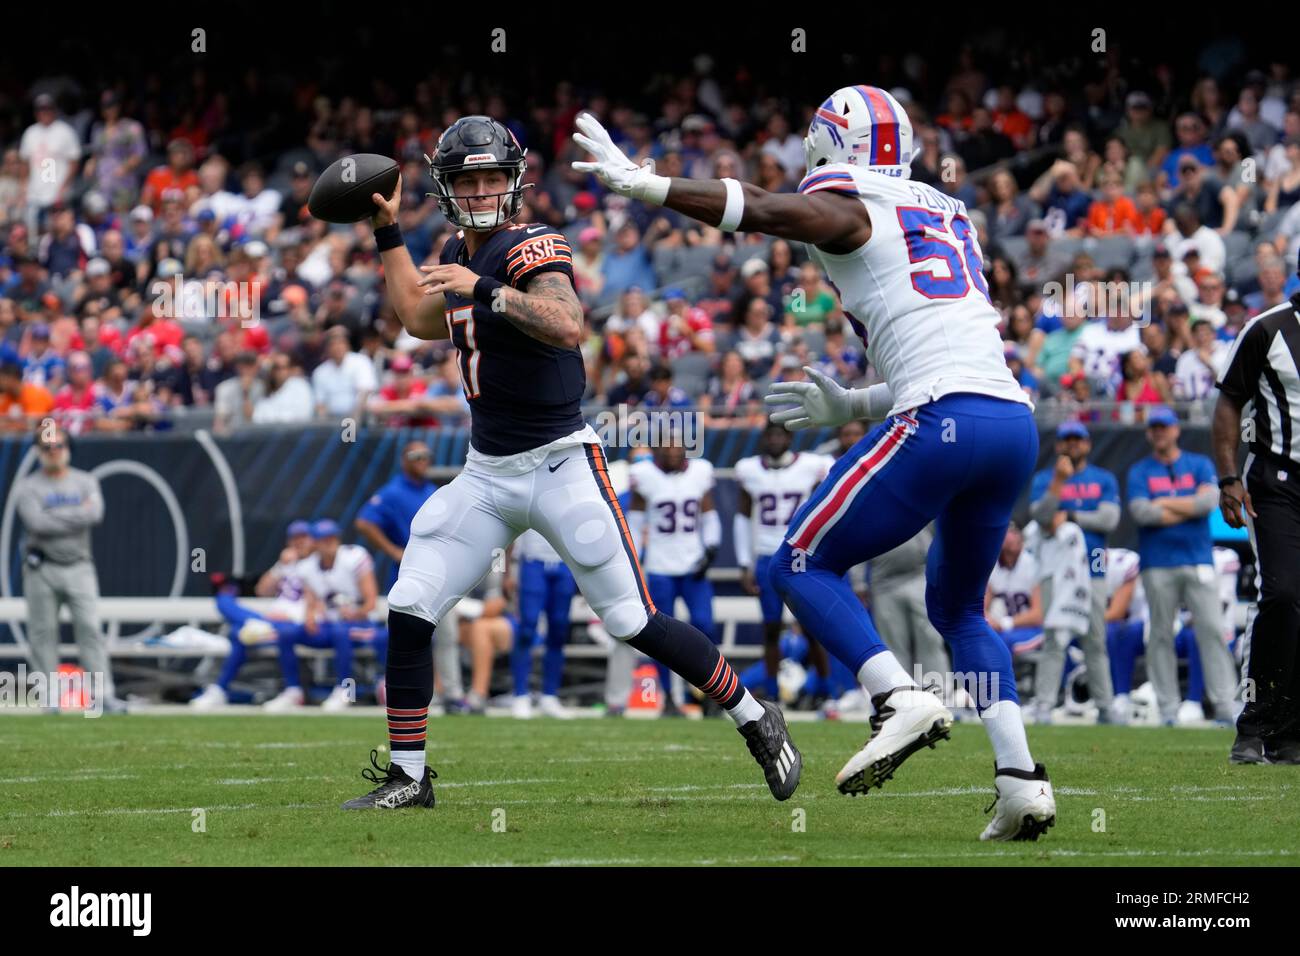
[701,509,722,549]
[637,172,671,205]
[718,178,745,232]
[733,512,753,568]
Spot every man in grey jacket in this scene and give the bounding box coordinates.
[14,423,117,710]
[1028,421,1120,721]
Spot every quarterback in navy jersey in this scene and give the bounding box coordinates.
[342,116,799,811]
[434,220,586,455]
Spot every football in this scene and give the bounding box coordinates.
[307,153,400,224]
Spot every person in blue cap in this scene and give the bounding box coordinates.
[1028,419,1121,721]
[1126,406,1238,724]
[264,519,389,711]
[191,519,316,708]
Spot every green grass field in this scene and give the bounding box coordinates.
[1,713,1296,866]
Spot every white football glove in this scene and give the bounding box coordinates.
[571,112,669,204]
[765,367,892,431]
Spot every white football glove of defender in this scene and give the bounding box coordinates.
[764,367,893,431]
[571,112,670,204]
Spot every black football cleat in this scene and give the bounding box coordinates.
[1264,737,1300,765]
[1230,733,1270,764]
[739,699,802,800]
[341,749,436,810]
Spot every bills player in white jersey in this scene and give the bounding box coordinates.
[986,524,1045,657]
[628,442,721,714]
[191,518,316,709]
[735,420,836,701]
[264,520,387,712]
[575,85,1054,839]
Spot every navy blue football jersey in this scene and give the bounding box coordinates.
[440,223,583,455]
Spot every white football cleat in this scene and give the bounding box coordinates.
[263,687,305,712]
[511,695,533,719]
[1176,699,1205,725]
[537,694,570,719]
[980,763,1056,841]
[835,686,953,795]
[190,684,228,710]
[1108,694,1131,725]
[321,685,353,711]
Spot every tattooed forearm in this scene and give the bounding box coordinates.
[495,272,583,348]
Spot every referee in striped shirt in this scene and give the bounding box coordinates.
[1213,265,1300,765]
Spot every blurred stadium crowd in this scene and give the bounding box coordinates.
[2,34,1299,438]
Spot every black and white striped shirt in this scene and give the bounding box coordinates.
[1217,294,1300,467]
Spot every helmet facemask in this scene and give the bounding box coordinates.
[427,154,531,231]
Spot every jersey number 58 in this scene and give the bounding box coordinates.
[895,207,991,303]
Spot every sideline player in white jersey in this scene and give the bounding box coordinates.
[628,442,720,714]
[264,520,387,712]
[191,519,316,709]
[986,523,1045,658]
[735,420,835,701]
[575,84,1054,839]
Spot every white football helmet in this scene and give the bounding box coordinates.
[803,85,913,179]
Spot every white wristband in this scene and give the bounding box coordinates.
[631,169,671,205]
[717,178,745,232]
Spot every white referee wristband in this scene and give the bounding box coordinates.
[717,178,745,232]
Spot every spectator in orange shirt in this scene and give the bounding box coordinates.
[937,89,975,137]
[0,361,54,430]
[140,139,199,212]
[1086,172,1143,235]
[1133,182,1167,235]
[991,85,1033,150]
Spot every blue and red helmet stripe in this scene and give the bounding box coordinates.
[854,85,901,166]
